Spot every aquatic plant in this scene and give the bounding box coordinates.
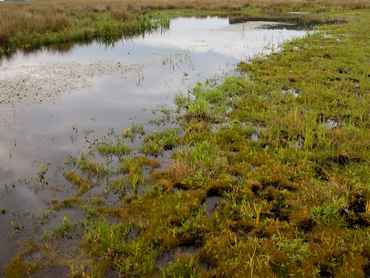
[141,127,180,155]
[162,48,193,70]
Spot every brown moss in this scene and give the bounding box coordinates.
[4,240,40,278]
[335,256,367,277]
[65,171,99,196]
[3,256,40,278]
[167,159,195,184]
[154,179,174,192]
[249,180,262,196]
[261,186,282,202]
[229,220,255,238]
[90,198,105,206]
[52,197,82,211]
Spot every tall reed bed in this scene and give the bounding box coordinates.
[0,1,169,53]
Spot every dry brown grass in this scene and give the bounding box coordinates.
[0,0,370,49]
[27,0,370,11]
[0,1,135,47]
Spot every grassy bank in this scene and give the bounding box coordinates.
[3,7,370,278]
[0,1,170,54]
[1,0,370,53]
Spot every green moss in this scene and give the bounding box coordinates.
[74,152,111,177]
[96,142,131,157]
[141,127,180,155]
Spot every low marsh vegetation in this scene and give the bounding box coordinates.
[3,5,370,278]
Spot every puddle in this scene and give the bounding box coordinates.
[173,183,190,193]
[250,133,259,142]
[287,12,311,15]
[291,138,304,148]
[201,196,222,216]
[322,119,339,129]
[282,88,299,98]
[105,269,120,278]
[199,261,217,272]
[24,250,43,264]
[156,249,177,269]
[0,15,312,267]
[156,245,202,269]
[127,227,141,242]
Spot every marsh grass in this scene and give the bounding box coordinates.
[75,152,111,177]
[141,127,180,155]
[169,140,229,187]
[65,171,100,196]
[161,48,193,70]
[96,141,131,157]
[4,6,370,278]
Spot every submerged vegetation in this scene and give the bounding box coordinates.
[3,1,370,278]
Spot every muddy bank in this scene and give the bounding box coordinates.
[209,21,283,32]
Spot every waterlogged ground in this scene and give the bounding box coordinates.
[0,13,359,277]
[0,14,308,271]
